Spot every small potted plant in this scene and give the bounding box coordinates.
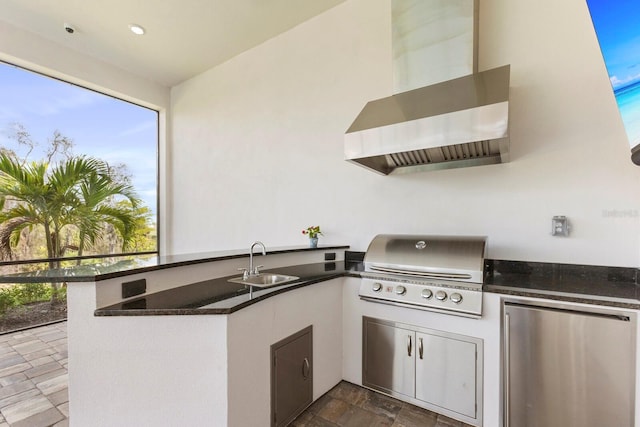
[302,226,323,248]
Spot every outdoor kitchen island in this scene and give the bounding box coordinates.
[0,245,354,427]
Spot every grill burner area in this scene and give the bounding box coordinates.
[359,235,487,318]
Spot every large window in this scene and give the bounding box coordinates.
[0,61,159,331]
[0,61,158,263]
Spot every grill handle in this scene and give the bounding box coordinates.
[369,265,472,280]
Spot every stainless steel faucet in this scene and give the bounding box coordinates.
[246,241,266,278]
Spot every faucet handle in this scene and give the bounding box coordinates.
[252,265,264,275]
[237,268,250,279]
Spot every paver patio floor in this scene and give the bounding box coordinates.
[0,322,68,427]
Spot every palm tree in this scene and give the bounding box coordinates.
[0,155,54,263]
[0,152,142,275]
[0,155,103,301]
[74,168,140,260]
[0,154,104,259]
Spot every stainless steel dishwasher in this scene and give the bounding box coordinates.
[504,300,636,427]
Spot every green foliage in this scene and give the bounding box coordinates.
[0,283,65,315]
[0,291,15,315]
[114,201,157,252]
[0,148,145,261]
[0,126,156,306]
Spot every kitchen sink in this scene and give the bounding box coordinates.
[228,273,300,288]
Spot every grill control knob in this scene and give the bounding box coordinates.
[395,285,407,295]
[372,282,382,292]
[435,290,447,301]
[421,289,433,299]
[450,293,463,304]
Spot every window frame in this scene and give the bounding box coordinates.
[0,59,161,262]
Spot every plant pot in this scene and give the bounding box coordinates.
[309,237,318,248]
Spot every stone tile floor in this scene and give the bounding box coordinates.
[293,381,475,427]
[0,322,68,427]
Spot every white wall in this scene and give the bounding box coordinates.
[170,0,640,267]
[67,282,230,427]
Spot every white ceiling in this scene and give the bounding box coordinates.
[1,0,346,87]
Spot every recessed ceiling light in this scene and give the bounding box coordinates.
[64,23,76,34]
[128,24,145,35]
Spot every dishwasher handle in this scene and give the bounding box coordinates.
[504,312,511,427]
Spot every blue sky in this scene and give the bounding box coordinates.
[587,0,640,90]
[0,62,158,216]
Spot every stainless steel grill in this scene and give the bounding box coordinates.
[359,234,487,318]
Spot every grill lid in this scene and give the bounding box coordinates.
[364,234,487,283]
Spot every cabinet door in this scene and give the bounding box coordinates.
[363,318,415,398]
[271,326,313,427]
[415,332,477,419]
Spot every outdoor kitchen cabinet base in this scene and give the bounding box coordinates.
[271,326,313,427]
[362,316,483,426]
[67,276,344,427]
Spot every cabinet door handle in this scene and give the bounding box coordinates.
[418,337,424,360]
[407,335,412,357]
[302,358,310,379]
[504,312,511,427]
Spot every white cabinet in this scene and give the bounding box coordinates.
[363,316,483,426]
[227,279,344,426]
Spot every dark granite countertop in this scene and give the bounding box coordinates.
[96,260,365,316]
[0,245,350,283]
[47,246,640,316]
[96,255,640,317]
[484,260,640,309]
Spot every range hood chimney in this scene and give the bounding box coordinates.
[345,0,510,175]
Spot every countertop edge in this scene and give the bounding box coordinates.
[0,245,351,283]
[89,245,350,282]
[94,267,640,316]
[485,285,640,310]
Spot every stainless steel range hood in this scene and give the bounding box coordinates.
[345,0,511,175]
